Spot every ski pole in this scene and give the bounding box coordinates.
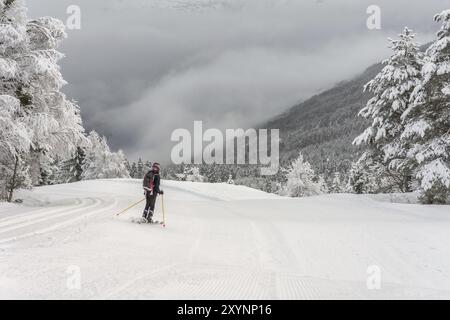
[161,194,166,227]
[115,198,145,216]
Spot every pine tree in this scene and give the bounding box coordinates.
[38,154,57,185]
[347,160,366,194]
[58,146,86,183]
[124,159,131,174]
[137,158,144,179]
[400,10,450,204]
[283,152,323,197]
[129,162,137,178]
[331,172,343,193]
[73,147,86,182]
[354,27,423,192]
[144,160,152,174]
[347,151,394,194]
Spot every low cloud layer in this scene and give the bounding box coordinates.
[28,0,445,162]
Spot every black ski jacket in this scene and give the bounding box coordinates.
[143,171,161,195]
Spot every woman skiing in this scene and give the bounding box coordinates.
[142,162,164,223]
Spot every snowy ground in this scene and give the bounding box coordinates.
[0,179,449,299]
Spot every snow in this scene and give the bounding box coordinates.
[0,179,450,299]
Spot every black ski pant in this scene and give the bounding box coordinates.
[143,193,157,218]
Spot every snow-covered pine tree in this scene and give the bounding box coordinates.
[72,146,86,182]
[347,150,395,194]
[185,166,205,182]
[283,152,323,197]
[315,175,329,194]
[37,153,57,185]
[58,146,86,183]
[331,172,343,193]
[354,27,423,193]
[144,160,152,174]
[124,159,132,175]
[129,162,137,178]
[137,158,144,178]
[400,10,450,204]
[82,131,130,180]
[347,159,366,194]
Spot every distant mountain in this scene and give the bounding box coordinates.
[261,63,383,180]
[262,43,432,182]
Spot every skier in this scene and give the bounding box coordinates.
[142,162,164,223]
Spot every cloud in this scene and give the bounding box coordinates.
[104,35,393,162]
[27,0,445,161]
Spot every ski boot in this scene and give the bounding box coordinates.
[142,210,149,223]
[147,211,154,224]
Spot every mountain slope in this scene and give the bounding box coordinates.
[262,63,383,178]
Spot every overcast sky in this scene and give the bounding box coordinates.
[28,0,447,162]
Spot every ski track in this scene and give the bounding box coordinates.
[0,198,98,234]
[0,197,118,245]
[0,198,83,225]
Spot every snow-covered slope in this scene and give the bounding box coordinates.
[0,180,449,299]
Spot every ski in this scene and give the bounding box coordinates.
[131,217,164,225]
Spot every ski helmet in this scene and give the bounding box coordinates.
[152,162,161,173]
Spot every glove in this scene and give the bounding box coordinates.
[159,190,164,195]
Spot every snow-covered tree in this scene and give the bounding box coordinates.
[400,10,450,204]
[315,175,329,194]
[35,153,57,185]
[0,1,32,200]
[0,95,32,201]
[144,160,152,174]
[124,159,131,174]
[129,162,137,178]
[137,158,144,178]
[24,16,86,185]
[331,172,343,193]
[82,131,130,180]
[1,1,133,199]
[354,27,423,192]
[58,146,86,183]
[347,150,397,194]
[347,152,378,194]
[283,152,323,197]
[1,0,85,187]
[185,166,205,182]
